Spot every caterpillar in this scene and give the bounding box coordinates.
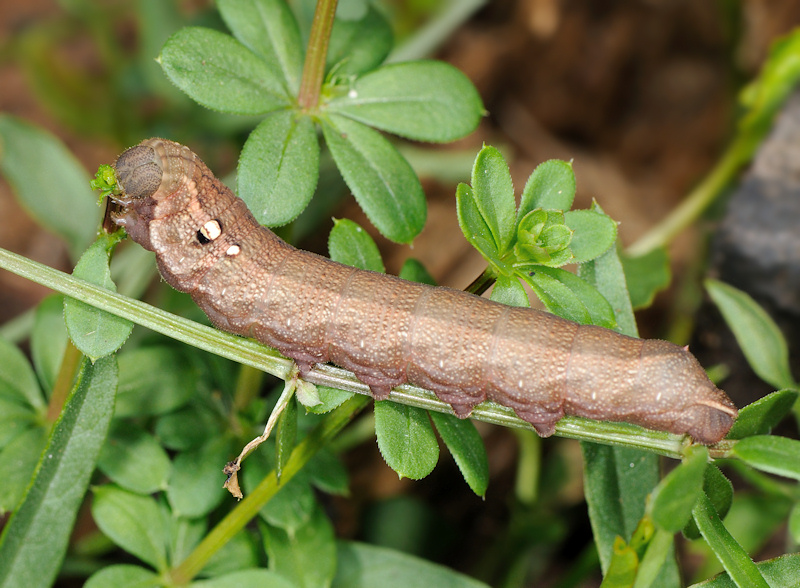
[109,138,737,444]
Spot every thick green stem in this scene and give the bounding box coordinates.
[465,267,497,296]
[168,394,369,584]
[297,0,338,111]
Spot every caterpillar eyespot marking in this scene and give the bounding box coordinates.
[110,138,738,444]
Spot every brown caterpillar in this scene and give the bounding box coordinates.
[110,138,737,444]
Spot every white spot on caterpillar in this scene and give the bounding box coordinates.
[518,379,523,388]
[591,391,597,400]
[656,391,662,402]
[286,318,291,327]
[438,359,444,368]
[226,244,241,256]
[359,340,365,349]
[200,220,222,241]
[221,288,227,296]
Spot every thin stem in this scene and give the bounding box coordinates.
[169,394,369,584]
[626,141,745,257]
[46,341,82,423]
[232,364,264,413]
[297,0,338,111]
[465,267,496,296]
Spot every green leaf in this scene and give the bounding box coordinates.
[333,541,491,588]
[115,347,198,418]
[789,503,800,545]
[525,266,616,328]
[469,146,517,254]
[64,235,133,361]
[168,514,206,568]
[565,208,618,264]
[0,398,39,452]
[691,492,770,588]
[649,445,708,532]
[634,526,674,588]
[582,444,675,581]
[261,506,337,588]
[85,565,162,588]
[91,485,168,571]
[518,159,576,219]
[0,426,48,515]
[732,435,800,481]
[167,435,232,518]
[326,61,484,142]
[97,421,171,494]
[398,258,435,285]
[261,475,315,532]
[688,553,800,588]
[306,450,350,496]
[0,115,99,261]
[238,111,320,227]
[190,569,296,588]
[0,336,45,412]
[328,218,385,272]
[706,279,795,390]
[199,530,260,578]
[726,389,798,439]
[599,537,638,587]
[0,357,117,587]
[429,412,489,497]
[159,27,291,114]
[31,295,68,394]
[683,465,733,540]
[490,274,529,308]
[375,401,439,480]
[156,403,223,452]
[305,386,354,415]
[327,5,393,76]
[738,30,800,147]
[321,114,426,243]
[217,0,304,94]
[456,183,501,265]
[621,248,670,310]
[241,452,315,532]
[578,237,637,337]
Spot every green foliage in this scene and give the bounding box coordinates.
[64,232,133,361]
[1,3,800,588]
[0,356,117,588]
[456,146,618,327]
[0,115,100,261]
[158,0,483,242]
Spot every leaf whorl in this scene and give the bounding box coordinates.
[110,138,738,444]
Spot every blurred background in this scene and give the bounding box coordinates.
[2,1,800,586]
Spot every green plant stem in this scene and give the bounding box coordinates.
[232,364,265,413]
[465,267,496,296]
[626,144,744,257]
[297,0,337,111]
[0,246,731,460]
[168,394,369,584]
[46,340,82,423]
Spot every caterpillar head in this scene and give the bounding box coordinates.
[640,341,738,444]
[114,143,163,203]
